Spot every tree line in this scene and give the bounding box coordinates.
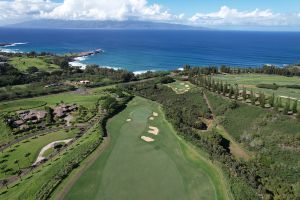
[190,75,300,117]
[182,64,300,76]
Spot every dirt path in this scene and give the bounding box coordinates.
[54,135,110,200]
[203,91,251,161]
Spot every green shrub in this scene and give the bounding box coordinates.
[256,83,279,90]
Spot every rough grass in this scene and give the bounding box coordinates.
[64,97,230,200]
[205,91,300,185]
[0,100,46,113]
[0,129,78,179]
[0,124,102,200]
[9,56,59,71]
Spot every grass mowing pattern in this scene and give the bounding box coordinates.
[64,97,223,200]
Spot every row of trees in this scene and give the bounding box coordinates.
[190,75,300,116]
[220,64,300,76]
[181,64,300,77]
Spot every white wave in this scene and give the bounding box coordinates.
[2,42,28,47]
[133,70,156,75]
[98,65,121,70]
[69,61,87,69]
[0,48,21,53]
[177,67,184,71]
[74,56,87,61]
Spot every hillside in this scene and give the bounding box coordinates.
[5,20,204,30]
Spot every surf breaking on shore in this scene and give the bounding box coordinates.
[0,42,27,53]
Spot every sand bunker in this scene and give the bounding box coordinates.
[185,85,190,88]
[152,112,158,117]
[148,126,159,135]
[180,83,185,85]
[149,117,154,120]
[126,118,132,122]
[141,136,154,142]
[33,139,72,166]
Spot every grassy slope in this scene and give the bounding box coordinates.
[64,97,230,200]
[0,124,102,200]
[167,80,195,94]
[9,56,59,71]
[213,74,300,99]
[206,91,300,185]
[0,129,77,179]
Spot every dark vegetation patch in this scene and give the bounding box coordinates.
[256,83,300,90]
[256,83,279,90]
[206,91,300,199]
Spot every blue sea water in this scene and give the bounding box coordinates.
[1,28,300,72]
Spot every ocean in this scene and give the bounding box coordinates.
[1,28,300,72]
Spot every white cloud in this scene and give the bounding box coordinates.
[189,6,300,28]
[0,0,58,25]
[40,0,174,21]
[1,1,300,29]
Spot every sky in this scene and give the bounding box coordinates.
[1,0,300,30]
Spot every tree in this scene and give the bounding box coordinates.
[278,97,283,109]
[28,51,37,58]
[242,87,247,100]
[284,98,291,115]
[269,93,275,107]
[251,90,256,105]
[1,179,8,189]
[234,85,239,100]
[60,59,70,70]
[229,85,234,98]
[160,77,175,84]
[45,106,54,124]
[220,81,224,94]
[259,93,266,107]
[292,100,298,113]
[14,159,20,170]
[24,152,31,164]
[0,164,7,175]
[26,66,39,74]
[183,64,191,72]
[297,108,300,120]
[16,170,22,181]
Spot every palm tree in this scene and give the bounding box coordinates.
[14,160,20,170]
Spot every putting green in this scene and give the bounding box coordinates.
[64,97,229,200]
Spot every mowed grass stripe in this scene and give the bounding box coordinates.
[64,97,227,200]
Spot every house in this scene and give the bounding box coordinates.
[18,110,47,121]
[11,110,47,128]
[44,83,63,88]
[79,80,90,85]
[53,104,78,118]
